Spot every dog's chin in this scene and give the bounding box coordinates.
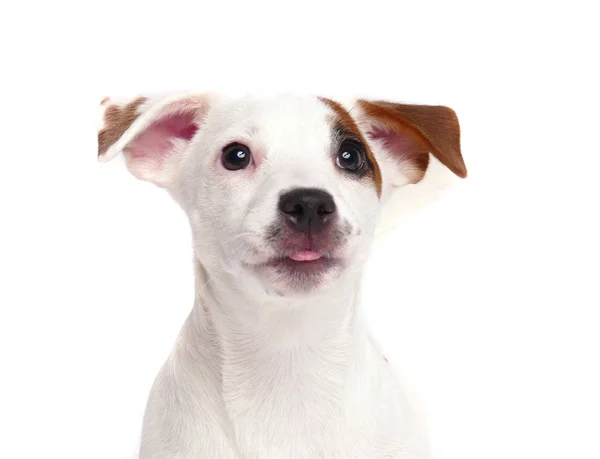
[248,255,344,296]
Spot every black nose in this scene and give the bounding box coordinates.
[278,188,337,232]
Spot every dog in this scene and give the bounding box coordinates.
[98,91,466,459]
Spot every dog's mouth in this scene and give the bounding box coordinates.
[242,223,352,292]
[245,248,343,294]
[261,250,339,273]
[288,250,323,262]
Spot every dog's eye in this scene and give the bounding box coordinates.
[221,143,253,170]
[336,141,365,172]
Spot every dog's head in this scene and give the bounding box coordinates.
[99,93,465,297]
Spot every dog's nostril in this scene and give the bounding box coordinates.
[280,202,304,216]
[278,188,337,232]
[317,203,335,215]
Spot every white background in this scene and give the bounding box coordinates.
[1,1,599,458]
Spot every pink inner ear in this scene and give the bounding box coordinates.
[125,111,199,162]
[367,127,423,162]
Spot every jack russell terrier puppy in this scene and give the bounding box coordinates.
[98,91,466,459]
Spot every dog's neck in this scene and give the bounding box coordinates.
[193,258,361,350]
[185,259,383,453]
[190,259,363,398]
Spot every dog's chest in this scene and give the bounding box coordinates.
[222,349,347,457]
[227,388,373,458]
[219,344,409,458]
[226,382,410,459]
[231,403,345,459]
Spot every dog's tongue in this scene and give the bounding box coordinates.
[289,250,322,262]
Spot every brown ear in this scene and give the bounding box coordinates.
[97,92,212,187]
[357,100,467,181]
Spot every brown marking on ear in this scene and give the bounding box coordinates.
[98,97,147,157]
[358,100,467,179]
[319,97,383,197]
[100,97,109,105]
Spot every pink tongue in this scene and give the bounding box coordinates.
[289,250,322,262]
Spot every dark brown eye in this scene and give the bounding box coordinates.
[221,143,253,170]
[336,141,365,172]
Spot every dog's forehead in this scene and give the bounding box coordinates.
[226,94,331,122]
[217,94,335,152]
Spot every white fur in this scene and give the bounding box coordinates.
[100,92,441,458]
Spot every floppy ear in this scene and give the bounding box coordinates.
[355,100,466,188]
[97,92,212,188]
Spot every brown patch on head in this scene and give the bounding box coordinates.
[98,97,147,157]
[357,100,466,179]
[319,97,382,197]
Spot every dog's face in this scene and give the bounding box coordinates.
[99,93,465,297]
